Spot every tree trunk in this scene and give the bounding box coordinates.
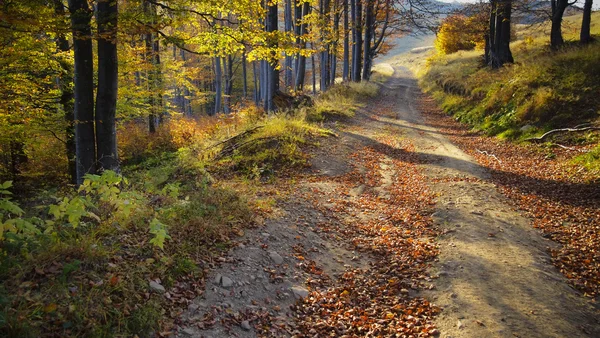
[489,0,513,68]
[265,2,278,112]
[331,0,339,84]
[284,0,294,89]
[214,56,222,115]
[362,0,374,81]
[253,61,259,105]
[295,2,310,91]
[224,54,233,114]
[95,0,119,172]
[580,0,593,44]
[350,0,356,80]
[242,52,248,98]
[352,0,362,82]
[143,0,156,133]
[68,0,96,183]
[343,0,350,81]
[551,0,568,49]
[54,0,76,184]
[320,0,331,91]
[153,37,164,125]
[311,50,317,95]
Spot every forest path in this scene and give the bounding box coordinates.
[175,66,599,337]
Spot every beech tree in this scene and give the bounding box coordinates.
[580,0,594,44]
[550,0,570,48]
[487,0,513,68]
[95,0,119,172]
[68,0,96,183]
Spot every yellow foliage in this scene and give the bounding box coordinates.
[435,12,488,55]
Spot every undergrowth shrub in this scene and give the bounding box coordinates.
[216,117,334,178]
[422,35,600,138]
[309,82,378,122]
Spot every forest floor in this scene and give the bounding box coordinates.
[174,66,600,337]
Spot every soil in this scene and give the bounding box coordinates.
[175,66,600,337]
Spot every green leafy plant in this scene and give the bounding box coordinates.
[149,218,170,249]
[0,181,39,241]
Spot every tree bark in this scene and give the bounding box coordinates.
[497,0,513,65]
[331,0,339,84]
[242,52,248,98]
[214,56,222,115]
[253,61,259,105]
[320,0,331,91]
[295,2,310,91]
[311,49,317,95]
[580,0,593,44]
[362,0,374,81]
[265,2,278,112]
[95,0,119,172]
[54,0,76,184]
[224,54,233,114]
[284,0,294,89]
[488,0,513,68]
[68,0,96,183]
[352,0,362,82]
[550,0,569,49]
[343,0,350,81]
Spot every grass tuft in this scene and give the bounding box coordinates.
[420,13,600,140]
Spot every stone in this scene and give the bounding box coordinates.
[181,327,195,336]
[457,320,464,329]
[149,281,165,293]
[214,274,223,285]
[291,286,309,299]
[221,276,234,288]
[520,124,534,132]
[241,320,252,331]
[269,251,284,265]
[188,303,200,312]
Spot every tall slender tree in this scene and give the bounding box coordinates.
[351,0,363,82]
[362,0,374,80]
[95,0,119,172]
[68,0,96,183]
[295,1,310,91]
[265,2,278,112]
[342,0,350,81]
[580,0,594,44]
[53,0,76,184]
[550,0,570,49]
[487,0,513,68]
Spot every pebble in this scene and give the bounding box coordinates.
[221,276,234,288]
[188,303,200,312]
[182,327,195,336]
[269,251,284,265]
[291,286,309,299]
[241,320,252,331]
[457,320,464,329]
[214,274,223,285]
[149,281,165,293]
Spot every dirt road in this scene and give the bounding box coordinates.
[176,66,599,337]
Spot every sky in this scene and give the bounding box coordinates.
[434,0,600,10]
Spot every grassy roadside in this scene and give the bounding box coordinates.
[419,13,600,139]
[0,81,378,336]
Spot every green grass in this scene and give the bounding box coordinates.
[420,13,600,140]
[308,82,379,122]
[573,144,600,175]
[215,117,335,178]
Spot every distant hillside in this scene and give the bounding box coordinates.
[514,0,584,24]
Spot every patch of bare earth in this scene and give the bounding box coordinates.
[176,66,599,337]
